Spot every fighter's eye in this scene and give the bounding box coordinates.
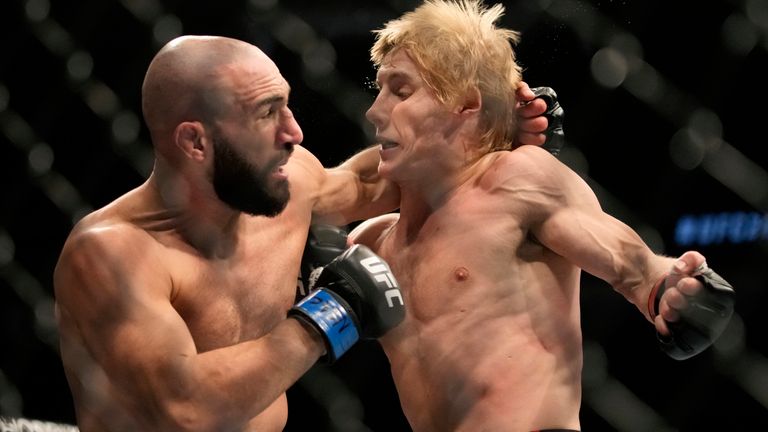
[393,86,411,99]
[261,106,277,119]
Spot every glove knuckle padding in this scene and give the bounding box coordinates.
[531,86,565,156]
[292,242,404,363]
[656,268,735,360]
[304,224,349,265]
[316,244,405,339]
[298,224,348,299]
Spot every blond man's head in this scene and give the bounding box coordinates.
[371,0,523,153]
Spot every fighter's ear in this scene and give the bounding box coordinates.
[456,86,481,115]
[175,121,207,161]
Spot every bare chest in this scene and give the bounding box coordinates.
[169,227,306,353]
[380,197,532,323]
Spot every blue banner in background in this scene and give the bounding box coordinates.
[675,212,768,246]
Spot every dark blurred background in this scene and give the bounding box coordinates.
[1,0,767,430]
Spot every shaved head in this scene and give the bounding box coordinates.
[140,35,296,216]
[141,36,276,154]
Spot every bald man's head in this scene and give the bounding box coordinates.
[141,36,274,151]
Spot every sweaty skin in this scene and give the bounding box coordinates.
[54,36,550,432]
[55,146,369,431]
[350,48,702,431]
[353,150,587,431]
[54,36,396,432]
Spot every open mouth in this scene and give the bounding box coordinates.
[272,156,290,177]
[380,140,399,150]
[275,154,290,170]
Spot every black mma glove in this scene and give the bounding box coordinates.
[531,86,565,156]
[290,244,405,363]
[297,224,349,299]
[648,265,735,360]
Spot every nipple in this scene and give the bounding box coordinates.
[454,266,469,281]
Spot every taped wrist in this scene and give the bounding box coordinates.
[290,289,360,363]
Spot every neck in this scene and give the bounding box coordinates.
[147,162,242,258]
[395,150,485,233]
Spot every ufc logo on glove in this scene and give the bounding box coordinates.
[360,256,403,307]
[290,244,406,362]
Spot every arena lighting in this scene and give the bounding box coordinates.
[674,211,768,246]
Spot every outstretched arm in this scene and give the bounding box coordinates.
[506,146,734,359]
[307,146,400,226]
[299,81,560,226]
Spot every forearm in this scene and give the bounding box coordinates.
[613,254,676,322]
[541,207,671,321]
[584,229,671,321]
[152,318,324,430]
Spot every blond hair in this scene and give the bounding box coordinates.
[371,0,523,153]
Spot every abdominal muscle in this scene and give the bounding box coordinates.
[383,309,583,431]
[377,248,584,432]
[358,159,585,430]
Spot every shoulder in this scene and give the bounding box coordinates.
[472,146,556,201]
[484,146,589,191]
[477,146,599,216]
[54,213,165,304]
[287,144,323,169]
[283,145,328,201]
[483,145,562,183]
[70,216,150,252]
[348,213,400,250]
[286,145,325,184]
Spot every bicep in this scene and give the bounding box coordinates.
[508,148,658,293]
[55,232,195,395]
[54,226,326,428]
[536,204,653,286]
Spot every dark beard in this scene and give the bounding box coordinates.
[212,137,290,217]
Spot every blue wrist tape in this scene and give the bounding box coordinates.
[293,289,360,361]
